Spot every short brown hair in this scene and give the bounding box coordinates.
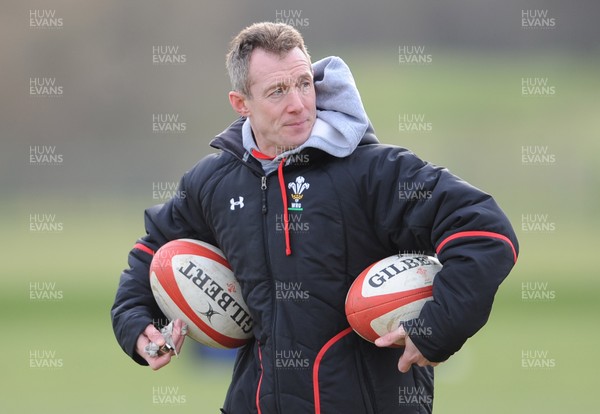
[226,22,310,96]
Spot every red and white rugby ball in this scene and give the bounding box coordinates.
[149,239,253,349]
[345,254,442,343]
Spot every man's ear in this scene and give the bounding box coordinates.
[229,91,250,117]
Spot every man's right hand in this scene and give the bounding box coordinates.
[135,319,187,370]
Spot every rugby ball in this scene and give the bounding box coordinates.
[149,239,253,349]
[345,254,442,344]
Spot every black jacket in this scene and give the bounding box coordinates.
[111,118,518,413]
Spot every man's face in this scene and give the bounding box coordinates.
[230,47,317,156]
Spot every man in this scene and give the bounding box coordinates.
[111,22,518,413]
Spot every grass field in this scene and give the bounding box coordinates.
[2,52,599,412]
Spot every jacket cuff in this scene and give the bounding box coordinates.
[118,313,154,366]
[404,318,455,363]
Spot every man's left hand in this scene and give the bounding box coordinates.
[374,325,439,373]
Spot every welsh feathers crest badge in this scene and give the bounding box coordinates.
[288,176,310,211]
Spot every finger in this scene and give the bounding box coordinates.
[375,325,406,348]
[172,319,187,353]
[136,324,177,364]
[397,346,417,373]
[144,324,166,346]
[172,319,188,338]
[148,352,173,370]
[398,335,439,372]
[375,333,404,347]
[135,332,151,359]
[135,335,172,370]
[397,333,419,372]
[398,356,412,373]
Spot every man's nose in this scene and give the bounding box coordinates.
[285,87,305,112]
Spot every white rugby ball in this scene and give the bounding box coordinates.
[149,239,253,349]
[345,254,442,343]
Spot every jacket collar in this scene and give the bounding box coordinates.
[210,117,378,163]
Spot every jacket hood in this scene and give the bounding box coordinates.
[302,55,373,157]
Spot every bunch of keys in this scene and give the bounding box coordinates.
[144,320,187,358]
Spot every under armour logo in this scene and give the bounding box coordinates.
[230,196,244,210]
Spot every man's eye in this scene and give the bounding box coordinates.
[300,81,312,92]
[270,88,284,97]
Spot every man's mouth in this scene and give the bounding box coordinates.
[284,119,308,127]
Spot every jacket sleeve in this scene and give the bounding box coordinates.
[361,146,519,363]
[110,168,217,365]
